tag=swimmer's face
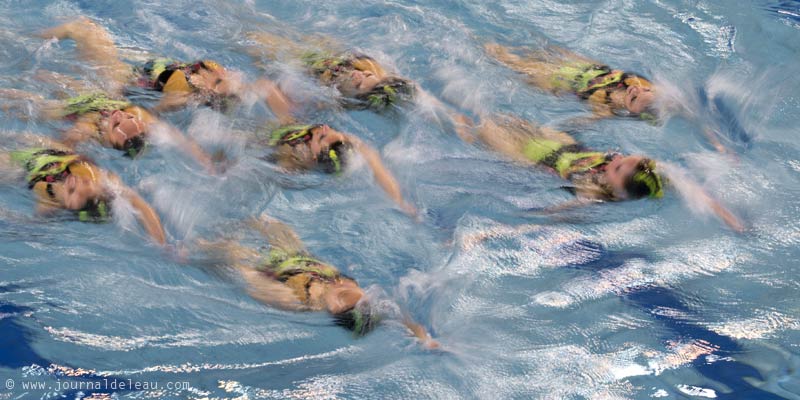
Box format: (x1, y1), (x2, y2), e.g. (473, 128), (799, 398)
(104, 110), (146, 149)
(323, 280), (364, 315)
(338, 70), (382, 96)
(625, 85), (655, 114)
(54, 173), (103, 210)
(604, 154), (645, 199)
(191, 65), (231, 94)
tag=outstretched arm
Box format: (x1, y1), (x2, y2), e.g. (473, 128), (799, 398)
(669, 167), (745, 232)
(415, 88), (474, 142)
(703, 192), (744, 232)
(347, 135), (417, 216)
(40, 17), (130, 93)
(105, 173), (166, 245)
(146, 115), (217, 174)
(403, 317), (440, 350)
(123, 189), (167, 245)
(253, 78), (295, 124)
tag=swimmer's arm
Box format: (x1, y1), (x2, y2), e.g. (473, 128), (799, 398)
(253, 78), (296, 124)
(40, 17), (129, 89)
(150, 119), (217, 174)
(670, 172), (744, 232)
(702, 127), (730, 155)
(701, 191), (745, 233)
(349, 136), (417, 216)
(403, 317), (440, 350)
(113, 179), (166, 245)
(416, 89), (475, 142)
(460, 223), (545, 250)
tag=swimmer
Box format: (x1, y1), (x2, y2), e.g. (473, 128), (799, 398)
(195, 215), (439, 348)
(260, 122), (417, 216)
(0, 135), (167, 244)
(0, 88), (217, 172)
(484, 44), (657, 121)
(40, 17), (292, 117)
(484, 43), (733, 153)
(458, 114), (744, 232)
(245, 31), (472, 130)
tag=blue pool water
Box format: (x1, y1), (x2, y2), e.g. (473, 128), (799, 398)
(1, 0), (799, 398)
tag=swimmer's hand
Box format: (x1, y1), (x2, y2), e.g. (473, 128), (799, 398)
(401, 201), (419, 220)
(404, 319), (440, 350)
(164, 241), (190, 264)
(453, 113), (476, 143)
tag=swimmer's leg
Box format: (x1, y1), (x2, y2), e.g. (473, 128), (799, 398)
(247, 215), (306, 255)
(484, 43), (561, 91)
(544, 45), (600, 65)
(473, 116), (532, 164)
(195, 238), (262, 266)
(0, 152), (21, 184)
(33, 70), (97, 94)
(245, 31), (305, 60)
(0, 89), (65, 120)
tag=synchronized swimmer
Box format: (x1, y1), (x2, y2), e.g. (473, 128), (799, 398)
(0, 16), (750, 348)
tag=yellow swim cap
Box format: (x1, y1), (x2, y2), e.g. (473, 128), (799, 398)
(69, 161), (101, 183)
(624, 75), (653, 89)
(201, 60), (223, 72)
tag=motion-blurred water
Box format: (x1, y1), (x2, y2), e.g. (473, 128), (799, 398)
(1, 0), (799, 398)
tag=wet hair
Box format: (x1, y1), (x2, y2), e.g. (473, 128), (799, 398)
(117, 135), (147, 158)
(623, 158), (664, 199)
(333, 304), (379, 337)
(317, 141), (352, 174)
(352, 76), (415, 110)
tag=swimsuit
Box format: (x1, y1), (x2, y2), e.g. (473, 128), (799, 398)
(550, 62), (657, 121)
(133, 59), (235, 110)
(522, 138), (610, 179)
(257, 248), (343, 305)
(551, 62), (630, 98)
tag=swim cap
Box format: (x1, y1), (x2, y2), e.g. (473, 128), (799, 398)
(78, 198), (111, 222)
(626, 159), (664, 199)
(121, 135), (147, 158)
(317, 141), (352, 174)
(62, 93), (131, 117)
(68, 161), (101, 183)
(198, 60), (223, 72)
(334, 303), (379, 337)
(355, 77), (415, 110)
(623, 74), (653, 89)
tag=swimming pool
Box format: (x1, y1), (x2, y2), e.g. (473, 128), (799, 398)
(1, 0), (799, 398)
